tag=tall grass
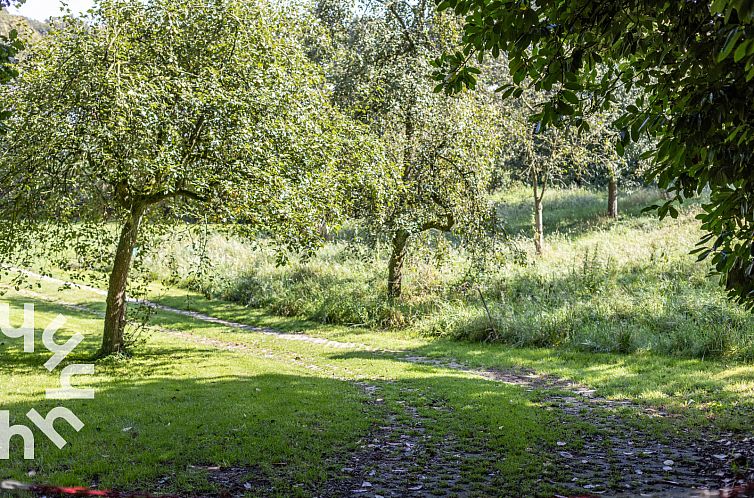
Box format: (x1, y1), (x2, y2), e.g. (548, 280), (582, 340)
(144, 186), (754, 360)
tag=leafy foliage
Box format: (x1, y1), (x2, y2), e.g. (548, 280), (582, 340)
(312, 0), (502, 296)
(0, 1), (24, 126)
(433, 0), (754, 309)
(0, 0), (373, 353)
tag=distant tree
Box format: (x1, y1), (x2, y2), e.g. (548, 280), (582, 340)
(598, 135), (650, 220)
(0, 0), (371, 355)
(498, 93), (567, 255)
(314, 0), (501, 298)
(580, 91), (650, 220)
(434, 0), (754, 309)
(494, 79), (621, 253)
(0, 1), (24, 125)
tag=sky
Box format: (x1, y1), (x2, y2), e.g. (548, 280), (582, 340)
(8, 0), (94, 21)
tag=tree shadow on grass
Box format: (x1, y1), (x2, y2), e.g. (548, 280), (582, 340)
(0, 294), (590, 496)
(0, 297), (103, 373)
(3, 293), (753, 496)
(324, 349), (754, 495)
(27, 272), (750, 419)
(0, 338), (580, 497)
(0, 367), (376, 496)
(328, 343), (754, 432)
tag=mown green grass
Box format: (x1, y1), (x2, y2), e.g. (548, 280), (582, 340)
(150, 283), (754, 432)
(0, 285), (579, 496)
(14, 274), (754, 433)
(0, 294), (373, 496)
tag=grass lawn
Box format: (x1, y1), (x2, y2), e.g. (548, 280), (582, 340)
(1, 284), (572, 497)
(0, 294), (373, 496)
(1, 272), (753, 496)
(2, 186), (754, 496)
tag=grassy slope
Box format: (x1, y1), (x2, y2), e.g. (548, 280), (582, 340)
(0, 294), (372, 496)
(136, 186), (754, 360)
(3, 186), (754, 495)
(14, 271), (754, 432)
(147, 284), (754, 432)
(1, 272), (752, 496)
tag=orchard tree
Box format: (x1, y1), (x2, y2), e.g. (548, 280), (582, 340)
(498, 93), (571, 254)
(495, 80), (621, 253)
(0, 0), (371, 355)
(601, 139), (624, 219)
(580, 90), (649, 219)
(597, 134), (649, 220)
(315, 0), (501, 298)
(434, 0), (754, 309)
(0, 0), (24, 125)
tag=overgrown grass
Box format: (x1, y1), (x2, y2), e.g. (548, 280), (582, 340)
(139, 186), (754, 360)
(4, 186), (754, 494)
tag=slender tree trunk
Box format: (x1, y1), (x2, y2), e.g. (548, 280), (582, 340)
(533, 194), (544, 255)
(318, 220), (333, 242)
(532, 173), (544, 255)
(607, 175), (618, 219)
(387, 229), (410, 299)
(100, 204), (145, 356)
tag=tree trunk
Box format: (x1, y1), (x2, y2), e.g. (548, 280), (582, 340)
(387, 229), (409, 299)
(318, 220), (333, 242)
(533, 195), (544, 255)
(100, 204), (145, 356)
(532, 177), (544, 255)
(607, 176), (618, 219)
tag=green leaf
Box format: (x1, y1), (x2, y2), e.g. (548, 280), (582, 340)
(717, 27), (742, 62)
(734, 38), (752, 62)
(562, 90), (579, 105)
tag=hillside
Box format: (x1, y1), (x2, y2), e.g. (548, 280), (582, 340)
(0, 8), (46, 40)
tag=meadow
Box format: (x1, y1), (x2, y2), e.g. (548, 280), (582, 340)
(141, 186), (754, 360)
(2, 186), (753, 497)
(3, 0), (754, 495)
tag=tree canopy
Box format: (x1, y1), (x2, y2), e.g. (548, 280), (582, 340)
(0, 1), (24, 121)
(0, 0), (373, 354)
(434, 0), (754, 309)
(313, 0), (501, 297)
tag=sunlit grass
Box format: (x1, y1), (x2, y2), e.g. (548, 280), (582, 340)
(0, 285), (575, 495)
(119, 185), (754, 360)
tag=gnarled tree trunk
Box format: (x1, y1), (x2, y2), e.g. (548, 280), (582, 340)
(100, 204), (145, 356)
(387, 229), (410, 299)
(607, 175), (618, 219)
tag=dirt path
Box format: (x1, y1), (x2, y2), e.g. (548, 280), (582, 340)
(12, 268), (371, 350)
(7, 275), (754, 497)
